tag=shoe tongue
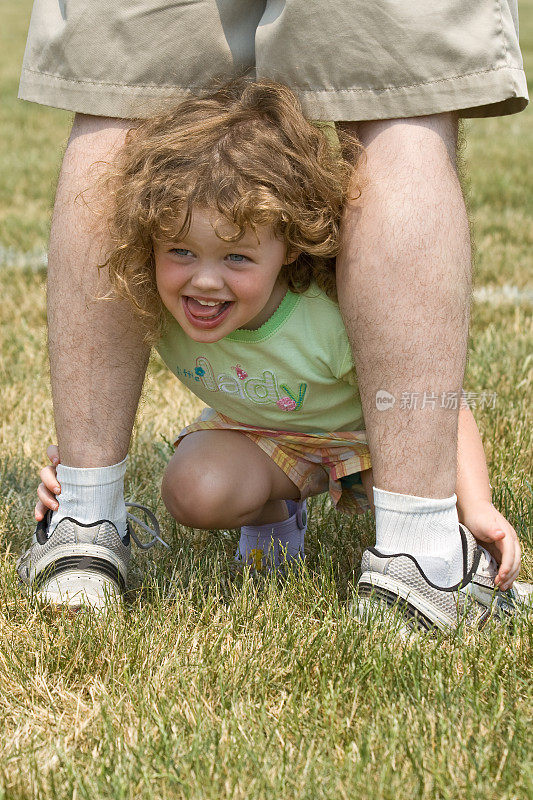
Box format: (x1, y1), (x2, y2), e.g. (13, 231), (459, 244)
(460, 523), (498, 580)
(476, 547), (499, 580)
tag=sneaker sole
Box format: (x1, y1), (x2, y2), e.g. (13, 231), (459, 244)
(36, 570), (122, 610)
(350, 596), (415, 639)
(20, 544), (126, 610)
(25, 544), (126, 584)
(358, 570), (474, 631)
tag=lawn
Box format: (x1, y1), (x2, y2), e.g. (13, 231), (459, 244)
(0, 1), (531, 798)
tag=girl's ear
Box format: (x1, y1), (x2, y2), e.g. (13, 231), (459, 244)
(284, 248), (301, 265)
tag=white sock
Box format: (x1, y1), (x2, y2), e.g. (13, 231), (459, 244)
(49, 458), (128, 539)
(373, 486), (463, 587)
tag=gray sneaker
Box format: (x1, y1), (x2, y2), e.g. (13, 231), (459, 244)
(355, 524), (528, 632)
(17, 502), (166, 610)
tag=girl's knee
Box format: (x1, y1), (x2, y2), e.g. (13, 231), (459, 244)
(161, 458), (199, 524)
(161, 458), (237, 529)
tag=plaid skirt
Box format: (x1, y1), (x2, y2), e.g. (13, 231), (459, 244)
(174, 408), (372, 515)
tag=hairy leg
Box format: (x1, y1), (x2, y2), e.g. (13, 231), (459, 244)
(161, 431), (300, 530)
(359, 468), (375, 515)
(48, 114), (150, 467)
(336, 114), (471, 498)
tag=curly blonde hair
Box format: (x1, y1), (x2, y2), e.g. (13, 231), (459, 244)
(101, 79), (362, 342)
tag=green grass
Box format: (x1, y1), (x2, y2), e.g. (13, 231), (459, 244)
(0, 1), (532, 798)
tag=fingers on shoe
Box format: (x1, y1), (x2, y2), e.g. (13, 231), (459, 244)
(37, 482), (59, 511)
(35, 500), (48, 521)
(508, 540), (521, 588)
(40, 465), (60, 493)
(503, 532), (521, 590)
(498, 539), (521, 590)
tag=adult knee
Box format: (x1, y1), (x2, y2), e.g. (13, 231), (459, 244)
(68, 113), (133, 152)
(347, 113), (459, 168)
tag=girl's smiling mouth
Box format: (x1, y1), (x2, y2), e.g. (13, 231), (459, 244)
(182, 296), (234, 329)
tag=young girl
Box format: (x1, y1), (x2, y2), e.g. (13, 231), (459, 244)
(34, 80), (523, 626)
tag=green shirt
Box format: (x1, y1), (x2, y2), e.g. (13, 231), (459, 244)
(156, 284), (364, 433)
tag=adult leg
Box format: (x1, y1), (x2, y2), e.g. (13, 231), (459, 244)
(337, 114), (469, 497)
(359, 468), (375, 516)
(337, 114), (471, 584)
(161, 431), (300, 530)
(17, 114), (153, 607)
(46, 114), (151, 541)
(48, 114), (150, 468)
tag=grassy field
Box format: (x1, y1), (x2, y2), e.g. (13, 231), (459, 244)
(0, 1), (532, 798)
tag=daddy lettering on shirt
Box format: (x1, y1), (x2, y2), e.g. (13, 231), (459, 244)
(174, 356), (307, 411)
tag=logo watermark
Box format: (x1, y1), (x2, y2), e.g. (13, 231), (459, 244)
(375, 390), (497, 411)
(375, 389), (396, 411)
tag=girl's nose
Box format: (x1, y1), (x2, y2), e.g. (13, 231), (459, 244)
(190, 264), (225, 291)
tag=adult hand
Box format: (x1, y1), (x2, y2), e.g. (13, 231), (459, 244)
(35, 444), (61, 521)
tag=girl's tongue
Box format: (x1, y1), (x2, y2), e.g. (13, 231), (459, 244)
(183, 296), (235, 330)
(186, 297), (229, 319)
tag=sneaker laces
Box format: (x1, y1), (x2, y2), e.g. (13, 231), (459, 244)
(125, 502), (169, 550)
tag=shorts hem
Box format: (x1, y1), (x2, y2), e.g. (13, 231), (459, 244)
(18, 70), (195, 119)
(18, 65), (528, 120)
(295, 66), (528, 120)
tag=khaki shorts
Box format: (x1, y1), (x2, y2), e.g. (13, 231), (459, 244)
(19, 0), (528, 120)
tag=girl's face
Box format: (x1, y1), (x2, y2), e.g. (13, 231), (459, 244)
(154, 208), (292, 343)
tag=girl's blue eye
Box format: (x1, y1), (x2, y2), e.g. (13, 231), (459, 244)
(170, 248), (193, 257)
(228, 254), (246, 262)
